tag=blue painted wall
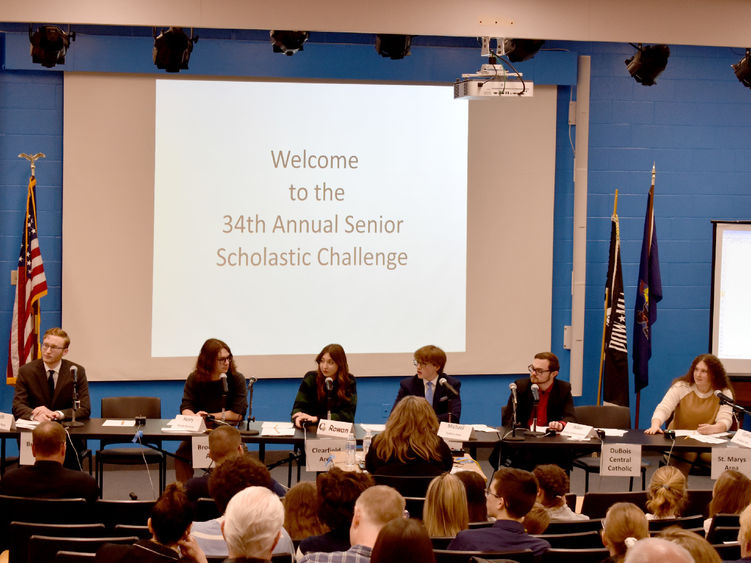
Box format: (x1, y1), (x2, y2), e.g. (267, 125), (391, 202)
(1, 30), (751, 447)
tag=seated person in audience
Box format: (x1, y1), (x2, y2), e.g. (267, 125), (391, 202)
(657, 527), (721, 563)
(422, 473), (469, 537)
(96, 483), (208, 563)
(185, 426), (284, 503)
(370, 518), (436, 563)
(600, 502), (649, 563)
(299, 485), (405, 563)
(645, 466), (687, 520)
(222, 486), (285, 563)
(299, 468), (375, 555)
(190, 454), (294, 557)
(365, 396), (453, 476)
(704, 469), (751, 534)
(533, 464), (588, 521)
(455, 471), (488, 523)
(730, 503), (751, 563)
(623, 537), (693, 563)
(393, 345), (461, 422)
(283, 482), (328, 543)
(0, 420), (97, 502)
(447, 467), (550, 557)
(523, 503), (550, 535)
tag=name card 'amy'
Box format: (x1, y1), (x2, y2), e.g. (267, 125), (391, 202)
(438, 422), (474, 442)
(600, 443), (641, 477)
(317, 419), (354, 439)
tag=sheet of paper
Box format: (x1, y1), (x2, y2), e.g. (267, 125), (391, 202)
(471, 424), (500, 433)
(15, 419), (38, 430)
(102, 419), (136, 427)
(261, 421), (296, 436)
(359, 423), (386, 433)
(601, 428), (627, 437)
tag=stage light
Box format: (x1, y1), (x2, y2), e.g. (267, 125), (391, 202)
(153, 27), (198, 73)
(375, 34), (413, 60)
(732, 49), (751, 89)
(502, 39), (544, 62)
(270, 31), (309, 56)
(29, 25), (75, 68)
(625, 43), (670, 86)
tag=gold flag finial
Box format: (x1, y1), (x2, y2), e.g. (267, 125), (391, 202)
(18, 153), (46, 177)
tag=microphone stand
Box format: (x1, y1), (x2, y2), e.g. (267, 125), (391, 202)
(326, 388), (332, 421)
(66, 377), (84, 428)
(506, 389), (524, 441)
(242, 378), (259, 436)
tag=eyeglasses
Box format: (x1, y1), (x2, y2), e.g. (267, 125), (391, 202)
(42, 343), (66, 351)
(528, 364), (551, 376)
(217, 355), (232, 363)
(485, 488), (500, 498)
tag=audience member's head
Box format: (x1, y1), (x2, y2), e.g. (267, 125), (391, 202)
(623, 537), (693, 563)
(208, 453), (272, 514)
(486, 467), (538, 521)
(454, 471), (488, 522)
(658, 527), (721, 563)
(222, 486), (284, 559)
(370, 518), (436, 563)
(646, 466), (688, 519)
(524, 503), (551, 534)
(601, 502), (649, 563)
(375, 396), (443, 464)
(422, 472), (468, 537)
(532, 464), (570, 509)
(208, 425), (245, 466)
(31, 421), (66, 462)
(283, 481), (328, 541)
(709, 469), (751, 518)
(738, 503), (751, 559)
(149, 483), (193, 546)
(316, 467), (375, 532)
(350, 485), (405, 547)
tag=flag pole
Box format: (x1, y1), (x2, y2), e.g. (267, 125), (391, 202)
(597, 189), (619, 405)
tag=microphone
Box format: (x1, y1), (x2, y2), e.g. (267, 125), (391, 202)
(509, 382), (518, 405)
(220, 373), (229, 394)
(70, 365), (78, 383)
(247, 377), (257, 386)
(325, 377), (334, 392)
(531, 383), (540, 402)
(714, 389), (735, 406)
(66, 365), (84, 428)
(438, 377), (459, 397)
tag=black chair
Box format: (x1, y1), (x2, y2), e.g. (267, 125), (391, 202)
(532, 530), (602, 548)
(707, 526), (740, 544)
(271, 554), (294, 563)
(55, 552), (96, 563)
(706, 513), (741, 543)
(542, 519), (603, 534)
(580, 490), (647, 519)
(0, 496), (90, 551)
(572, 405), (648, 492)
(468, 521), (495, 529)
(113, 524), (151, 539)
(433, 549), (534, 563)
(647, 514), (704, 532)
(712, 542), (741, 561)
(95, 397), (165, 496)
(471, 558), (527, 563)
(541, 547), (611, 563)
(28, 535), (138, 562)
(8, 522), (105, 563)
(405, 496), (426, 520)
(564, 492), (577, 511)
(685, 489), (713, 518)
(95, 499), (156, 530)
(195, 497), (222, 522)
(372, 474), (436, 497)
(431, 536), (456, 549)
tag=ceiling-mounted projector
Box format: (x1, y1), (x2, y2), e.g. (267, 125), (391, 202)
(454, 64), (533, 99)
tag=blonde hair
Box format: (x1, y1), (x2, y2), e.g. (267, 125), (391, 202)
(603, 502), (649, 562)
(356, 486), (405, 527)
(374, 396), (444, 463)
(423, 473), (468, 537)
(524, 503), (551, 534)
(646, 466), (687, 518)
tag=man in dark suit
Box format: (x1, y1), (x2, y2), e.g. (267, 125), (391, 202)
(0, 421), (98, 502)
(393, 345), (461, 422)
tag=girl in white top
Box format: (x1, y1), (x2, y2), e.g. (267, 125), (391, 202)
(644, 354), (734, 435)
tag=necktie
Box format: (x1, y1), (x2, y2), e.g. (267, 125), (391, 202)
(425, 381), (434, 405)
(48, 370), (55, 397)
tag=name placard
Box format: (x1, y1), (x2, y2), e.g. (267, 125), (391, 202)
(306, 438), (347, 471)
(561, 422), (596, 441)
(731, 429), (751, 449)
(166, 415), (206, 433)
(19, 431), (34, 465)
(192, 435), (212, 469)
(0, 412), (15, 431)
(712, 447), (751, 479)
(438, 422), (474, 442)
(316, 419), (353, 439)
(599, 443), (641, 477)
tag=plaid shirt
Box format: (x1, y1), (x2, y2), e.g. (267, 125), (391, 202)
(300, 544), (372, 563)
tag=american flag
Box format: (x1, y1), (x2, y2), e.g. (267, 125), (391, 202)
(6, 175), (48, 383)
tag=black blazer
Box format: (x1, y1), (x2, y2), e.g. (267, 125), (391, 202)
(0, 459), (98, 502)
(393, 373), (461, 422)
(12, 358), (91, 421)
(501, 377), (576, 428)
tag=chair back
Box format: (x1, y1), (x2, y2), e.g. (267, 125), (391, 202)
(712, 542), (741, 560)
(433, 548), (534, 563)
(55, 552), (97, 563)
(685, 489), (713, 518)
(271, 554), (294, 563)
(708, 526), (741, 544)
(95, 499), (156, 529)
(430, 536), (455, 549)
(405, 496), (426, 520)
(574, 405), (630, 429)
(0, 495), (89, 551)
(580, 490), (647, 519)
(195, 497), (222, 522)
(532, 530), (601, 549)
(100, 397), (161, 419)
(113, 524), (151, 539)
(542, 519), (603, 535)
(372, 474), (435, 497)
(8, 522), (105, 563)
(706, 513), (741, 543)
(541, 547), (610, 563)
(647, 513), (704, 532)
(29, 535), (138, 562)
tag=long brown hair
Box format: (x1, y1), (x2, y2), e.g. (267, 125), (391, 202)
(674, 353), (733, 393)
(370, 518), (436, 563)
(709, 469), (751, 517)
(195, 338), (237, 380)
(283, 482), (328, 540)
(315, 344), (353, 402)
(374, 396), (444, 463)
